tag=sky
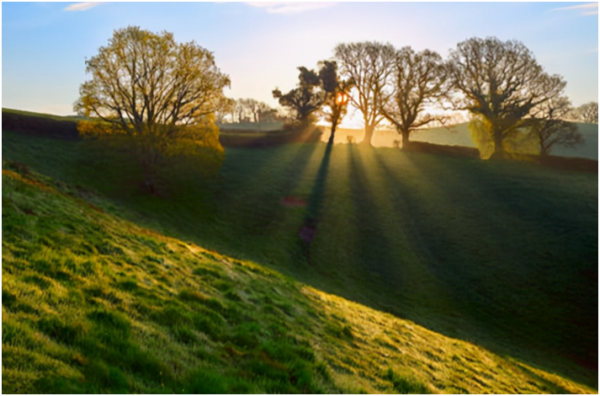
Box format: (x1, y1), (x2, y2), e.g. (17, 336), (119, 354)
(2, 1), (598, 121)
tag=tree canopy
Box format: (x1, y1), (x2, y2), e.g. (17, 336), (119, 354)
(381, 47), (447, 149)
(273, 67), (324, 123)
(529, 96), (582, 156)
(318, 60), (354, 144)
(334, 42), (397, 146)
(573, 102), (598, 124)
(447, 37), (566, 158)
(75, 26), (230, 188)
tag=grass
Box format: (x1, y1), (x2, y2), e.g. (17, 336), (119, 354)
(2, 117), (598, 392)
(2, 162), (595, 393)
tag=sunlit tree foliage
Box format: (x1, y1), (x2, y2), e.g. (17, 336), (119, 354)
(448, 37), (566, 159)
(75, 26), (230, 189)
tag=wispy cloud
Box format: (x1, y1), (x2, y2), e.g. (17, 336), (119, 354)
(64, 2), (102, 12)
(246, 2), (335, 14)
(551, 2), (598, 15)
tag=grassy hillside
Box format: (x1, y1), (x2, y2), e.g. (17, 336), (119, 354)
(2, 161), (595, 394)
(2, 123), (597, 391)
(2, 107), (84, 122)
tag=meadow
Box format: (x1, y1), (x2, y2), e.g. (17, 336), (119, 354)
(3, 114), (598, 393)
(3, 118), (598, 388)
(3, 159), (595, 394)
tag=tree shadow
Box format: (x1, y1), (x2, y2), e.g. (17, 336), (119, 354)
(369, 148), (597, 389)
(298, 140), (335, 264)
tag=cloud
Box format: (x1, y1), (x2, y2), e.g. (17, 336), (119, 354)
(551, 2), (598, 15)
(64, 2), (101, 11)
(246, 2), (335, 14)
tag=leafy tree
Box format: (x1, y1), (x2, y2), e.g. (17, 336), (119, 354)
(573, 102), (598, 124)
(334, 42), (396, 146)
(447, 37), (565, 159)
(273, 67), (324, 123)
(381, 47), (447, 149)
(76, 26), (230, 189)
(529, 96), (583, 156)
(318, 60), (354, 144)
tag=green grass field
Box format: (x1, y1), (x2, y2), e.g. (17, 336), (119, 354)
(2, 122), (598, 393)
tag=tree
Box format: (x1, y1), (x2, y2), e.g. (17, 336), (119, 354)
(273, 67), (324, 122)
(334, 42), (396, 145)
(76, 26), (230, 188)
(215, 97), (235, 124)
(529, 96), (583, 157)
(381, 47), (447, 149)
(447, 37), (565, 159)
(256, 101), (276, 122)
(235, 99), (249, 122)
(574, 102), (598, 124)
(318, 60), (353, 144)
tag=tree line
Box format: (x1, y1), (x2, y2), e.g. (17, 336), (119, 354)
(75, 27), (597, 191)
(274, 38), (597, 158)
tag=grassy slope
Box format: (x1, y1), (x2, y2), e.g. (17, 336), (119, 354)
(2, 107), (84, 123)
(2, 162), (595, 394)
(2, 126), (597, 390)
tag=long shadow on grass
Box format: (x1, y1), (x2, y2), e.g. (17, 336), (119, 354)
(345, 145), (406, 291)
(201, 143), (321, 262)
(399, 152), (598, 371)
(298, 141), (334, 263)
(371, 148), (597, 388)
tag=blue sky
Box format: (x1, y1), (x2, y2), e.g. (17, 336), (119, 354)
(2, 2), (598, 117)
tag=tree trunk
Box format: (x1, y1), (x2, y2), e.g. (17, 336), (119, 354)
(328, 124), (337, 145)
(401, 129), (410, 150)
(360, 125), (375, 146)
(491, 129), (506, 160)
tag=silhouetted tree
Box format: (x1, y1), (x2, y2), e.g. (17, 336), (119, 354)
(381, 47), (447, 149)
(273, 67), (324, 122)
(256, 101), (275, 122)
(334, 42), (396, 146)
(447, 37), (565, 159)
(530, 96), (583, 157)
(573, 102), (598, 124)
(243, 98), (260, 122)
(76, 26), (230, 189)
(318, 60), (354, 144)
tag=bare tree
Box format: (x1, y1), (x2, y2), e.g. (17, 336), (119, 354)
(76, 26), (230, 187)
(334, 42), (396, 146)
(529, 96), (583, 156)
(447, 37), (565, 159)
(381, 47), (447, 149)
(574, 102), (598, 124)
(243, 98), (260, 122)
